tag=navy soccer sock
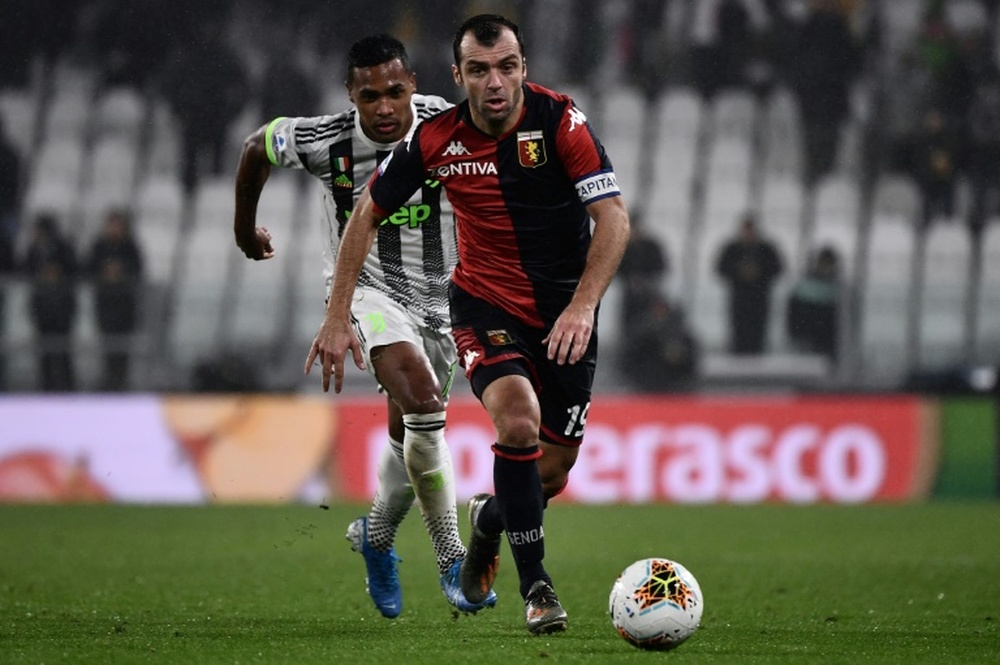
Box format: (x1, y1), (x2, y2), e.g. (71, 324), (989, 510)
(492, 443), (550, 599)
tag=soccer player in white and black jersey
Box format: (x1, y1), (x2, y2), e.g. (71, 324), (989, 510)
(234, 34), (495, 618)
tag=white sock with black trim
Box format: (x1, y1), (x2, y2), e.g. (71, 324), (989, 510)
(366, 436), (413, 552)
(403, 411), (466, 574)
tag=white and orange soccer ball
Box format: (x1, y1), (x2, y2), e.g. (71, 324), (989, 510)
(608, 557), (703, 651)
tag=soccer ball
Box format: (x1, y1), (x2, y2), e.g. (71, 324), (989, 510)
(608, 557), (703, 651)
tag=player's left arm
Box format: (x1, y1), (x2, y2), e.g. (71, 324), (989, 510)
(544, 194), (630, 365)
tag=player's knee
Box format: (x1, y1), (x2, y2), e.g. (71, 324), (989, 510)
(494, 410), (540, 447)
(400, 393), (446, 415)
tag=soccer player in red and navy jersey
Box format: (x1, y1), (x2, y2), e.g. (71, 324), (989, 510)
(307, 15), (631, 635)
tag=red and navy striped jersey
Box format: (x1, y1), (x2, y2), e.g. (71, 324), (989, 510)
(369, 82), (621, 329)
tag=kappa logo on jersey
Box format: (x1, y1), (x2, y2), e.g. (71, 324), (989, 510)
(517, 131), (547, 168)
(463, 349), (480, 367)
(441, 140), (471, 156)
(377, 151), (394, 175)
(486, 329), (513, 346)
(568, 106), (587, 132)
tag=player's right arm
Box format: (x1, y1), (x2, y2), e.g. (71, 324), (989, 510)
(304, 186), (383, 393)
(305, 124), (431, 391)
(233, 123), (275, 260)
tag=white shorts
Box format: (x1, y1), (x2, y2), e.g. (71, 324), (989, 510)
(350, 286), (458, 399)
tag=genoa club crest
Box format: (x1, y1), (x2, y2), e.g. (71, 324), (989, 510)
(517, 131), (547, 168)
(486, 329), (513, 346)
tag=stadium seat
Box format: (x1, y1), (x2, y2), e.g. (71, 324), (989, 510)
(706, 135), (752, 185)
(22, 135), (86, 232)
(761, 85), (803, 178)
(658, 87), (704, 142)
(145, 100), (182, 177)
(759, 175), (805, 271)
(134, 174), (186, 284)
(709, 89), (757, 142)
(872, 173), (921, 226)
(93, 86), (146, 142)
(43, 61), (95, 140)
(917, 224), (973, 369)
(0, 87), (39, 161)
(973, 222), (1000, 362)
(1, 278), (37, 390)
(857, 216), (918, 385)
(814, 173), (861, 223)
(167, 176), (237, 367)
(599, 84), (645, 143)
(80, 136), (141, 236)
(226, 172), (301, 350)
(686, 224), (734, 351)
(703, 177), (751, 231)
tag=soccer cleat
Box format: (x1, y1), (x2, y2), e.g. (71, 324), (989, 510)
(345, 516), (402, 618)
(459, 493), (501, 604)
(440, 558), (498, 614)
(524, 580), (568, 635)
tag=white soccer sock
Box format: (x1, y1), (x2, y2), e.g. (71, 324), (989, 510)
(366, 436), (414, 552)
(403, 411), (466, 574)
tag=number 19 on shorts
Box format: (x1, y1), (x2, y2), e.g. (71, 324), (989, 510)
(564, 402), (591, 438)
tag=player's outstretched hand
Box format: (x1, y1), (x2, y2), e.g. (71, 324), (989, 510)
(236, 226), (275, 260)
(304, 318), (366, 393)
(543, 302), (594, 366)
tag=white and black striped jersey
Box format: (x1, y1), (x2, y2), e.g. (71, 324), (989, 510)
(264, 94), (455, 329)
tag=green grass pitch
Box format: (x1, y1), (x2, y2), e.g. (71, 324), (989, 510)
(2, 502), (997, 664)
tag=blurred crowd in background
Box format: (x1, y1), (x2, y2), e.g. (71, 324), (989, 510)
(0, 0), (998, 396)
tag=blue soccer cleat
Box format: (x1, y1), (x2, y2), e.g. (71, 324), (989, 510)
(346, 516), (402, 618)
(440, 557), (498, 614)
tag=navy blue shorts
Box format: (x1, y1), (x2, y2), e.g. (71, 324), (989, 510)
(450, 284), (597, 447)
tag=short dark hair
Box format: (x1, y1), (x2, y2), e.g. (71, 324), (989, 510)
(452, 14), (524, 66)
(345, 34), (410, 84)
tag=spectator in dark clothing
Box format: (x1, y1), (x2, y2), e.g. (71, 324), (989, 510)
(906, 107), (963, 226)
(620, 296), (700, 392)
(716, 213), (784, 354)
(86, 209), (144, 391)
(786, 245), (841, 360)
(966, 68), (1000, 230)
(786, 0), (862, 185)
(0, 117), (22, 243)
(23, 214), (76, 278)
(691, 0), (754, 98)
(617, 223), (669, 332)
(23, 215), (78, 392)
(158, 13), (250, 192)
(0, 229), (15, 389)
(91, 0), (190, 90)
(615, 224), (698, 391)
(715, 0), (753, 90)
(914, 0), (977, 122)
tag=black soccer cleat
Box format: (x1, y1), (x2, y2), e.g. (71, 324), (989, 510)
(524, 580), (568, 635)
(459, 493), (501, 605)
